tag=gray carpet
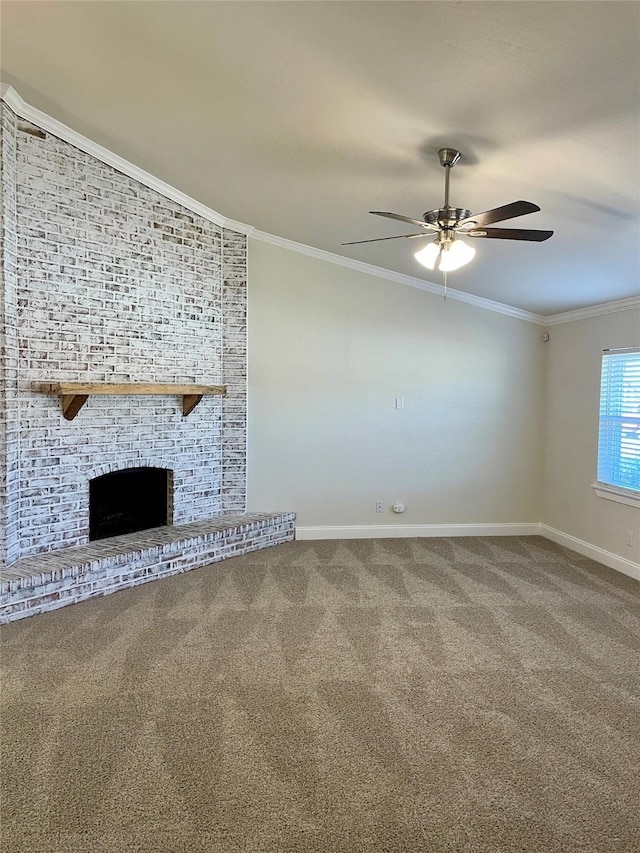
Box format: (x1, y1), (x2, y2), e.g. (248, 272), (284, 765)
(1, 536), (639, 852)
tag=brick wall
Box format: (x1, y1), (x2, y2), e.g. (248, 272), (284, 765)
(0, 104), (247, 565)
(0, 104), (20, 565)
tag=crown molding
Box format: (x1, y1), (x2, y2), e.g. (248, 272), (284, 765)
(251, 230), (546, 324)
(0, 86), (548, 325)
(0, 85), (254, 237)
(2, 85), (636, 328)
(544, 295), (640, 326)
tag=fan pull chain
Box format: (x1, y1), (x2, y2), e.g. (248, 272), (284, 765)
(443, 270), (448, 301)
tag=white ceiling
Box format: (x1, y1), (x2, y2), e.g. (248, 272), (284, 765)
(1, 1), (639, 315)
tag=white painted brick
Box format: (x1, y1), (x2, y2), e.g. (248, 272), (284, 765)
(1, 106), (248, 563)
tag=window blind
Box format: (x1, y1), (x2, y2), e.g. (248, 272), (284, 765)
(597, 348), (640, 493)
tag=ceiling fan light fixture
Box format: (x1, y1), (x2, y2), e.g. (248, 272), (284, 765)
(414, 241), (440, 270)
(415, 237), (475, 272)
(438, 238), (476, 272)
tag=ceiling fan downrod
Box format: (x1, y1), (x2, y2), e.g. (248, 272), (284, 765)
(438, 147), (461, 209)
(424, 148), (472, 230)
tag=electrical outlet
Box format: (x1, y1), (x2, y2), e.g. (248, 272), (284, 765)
(627, 530), (635, 547)
(375, 501), (384, 513)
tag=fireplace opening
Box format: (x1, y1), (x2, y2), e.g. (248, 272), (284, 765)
(89, 467), (171, 541)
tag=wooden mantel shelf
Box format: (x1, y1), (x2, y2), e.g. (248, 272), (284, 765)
(35, 382), (227, 420)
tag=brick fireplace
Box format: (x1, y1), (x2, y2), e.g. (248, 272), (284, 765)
(0, 98), (294, 620)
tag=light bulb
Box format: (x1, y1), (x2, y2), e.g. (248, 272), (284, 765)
(438, 239), (476, 272)
(414, 241), (440, 270)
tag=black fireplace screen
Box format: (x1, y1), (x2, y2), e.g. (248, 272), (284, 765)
(89, 467), (170, 541)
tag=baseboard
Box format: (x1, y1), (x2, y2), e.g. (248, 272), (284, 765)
(295, 523), (542, 540)
(294, 522), (640, 582)
(540, 524), (640, 581)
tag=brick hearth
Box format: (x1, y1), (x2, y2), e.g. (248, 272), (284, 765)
(0, 512), (296, 623)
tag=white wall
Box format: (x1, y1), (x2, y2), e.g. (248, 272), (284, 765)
(543, 308), (640, 566)
(247, 239), (545, 530)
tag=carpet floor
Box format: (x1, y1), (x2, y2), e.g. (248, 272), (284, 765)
(1, 536), (639, 852)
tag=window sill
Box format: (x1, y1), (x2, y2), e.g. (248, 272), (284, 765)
(592, 483), (640, 508)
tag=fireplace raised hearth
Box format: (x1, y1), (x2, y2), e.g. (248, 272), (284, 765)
(90, 467), (171, 541)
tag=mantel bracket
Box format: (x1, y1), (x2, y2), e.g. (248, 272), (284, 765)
(61, 394), (89, 421)
(182, 394), (203, 417)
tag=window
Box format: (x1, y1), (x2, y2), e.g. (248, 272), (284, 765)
(596, 348), (640, 499)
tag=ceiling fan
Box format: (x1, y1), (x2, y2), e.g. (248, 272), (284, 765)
(343, 147), (553, 272)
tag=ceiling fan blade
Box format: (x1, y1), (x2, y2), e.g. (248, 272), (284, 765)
(465, 227), (553, 242)
(370, 211), (439, 231)
(342, 233), (429, 245)
(458, 201), (541, 228)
